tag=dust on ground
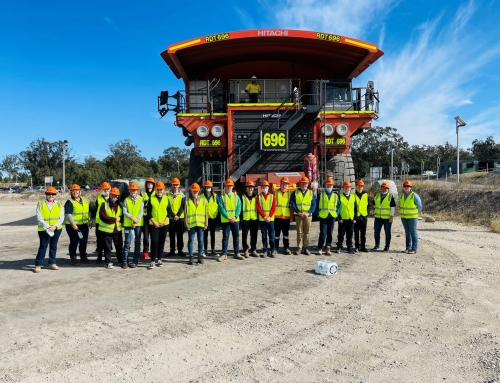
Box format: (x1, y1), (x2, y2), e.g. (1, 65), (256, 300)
(0, 197), (499, 383)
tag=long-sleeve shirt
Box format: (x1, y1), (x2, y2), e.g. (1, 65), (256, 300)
(217, 192), (241, 220)
(290, 189), (317, 216)
(169, 192), (185, 218)
(338, 192), (358, 221)
(184, 196), (209, 230)
(147, 194), (173, 221)
(372, 192), (397, 217)
(402, 192), (423, 213)
(315, 191), (341, 217)
(64, 197), (90, 225)
(256, 192), (276, 219)
(122, 197), (144, 222)
(36, 200), (65, 230)
(99, 201), (122, 234)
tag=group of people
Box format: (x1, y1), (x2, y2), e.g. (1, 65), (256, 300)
(34, 176), (422, 272)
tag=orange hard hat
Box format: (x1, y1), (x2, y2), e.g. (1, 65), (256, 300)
(171, 177), (180, 185)
(101, 182), (111, 190)
(204, 180), (213, 187)
(343, 181), (352, 188)
(298, 176), (309, 183)
(246, 180), (255, 187)
(128, 182), (139, 190)
(190, 183), (201, 191)
(155, 181), (165, 190)
(260, 180), (270, 187)
(45, 186), (57, 194)
(146, 177), (155, 184)
(325, 178), (334, 186)
(224, 178), (234, 186)
(355, 179), (365, 186)
(70, 184), (81, 191)
(403, 180), (413, 187)
(381, 181), (390, 189)
(110, 187), (120, 196)
(280, 176), (290, 183)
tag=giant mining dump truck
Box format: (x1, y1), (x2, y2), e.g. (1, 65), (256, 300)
(158, 29), (383, 190)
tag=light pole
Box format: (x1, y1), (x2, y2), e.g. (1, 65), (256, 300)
(58, 140), (68, 192)
(390, 148), (394, 181)
(454, 116), (466, 184)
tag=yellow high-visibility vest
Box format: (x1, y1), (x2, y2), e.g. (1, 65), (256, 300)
(221, 193), (240, 223)
(242, 195), (257, 221)
(37, 201), (63, 231)
(206, 193), (219, 219)
(275, 190), (290, 218)
(374, 193), (392, 219)
(295, 190), (313, 213)
(123, 196), (144, 227)
(186, 197), (207, 228)
(95, 194), (107, 225)
(149, 193), (170, 226)
(168, 193), (185, 219)
(355, 193), (368, 217)
(399, 192), (419, 219)
(64, 197), (90, 225)
(98, 204), (123, 233)
(141, 191), (150, 217)
(258, 194), (274, 222)
(318, 191), (338, 219)
(339, 193), (356, 220)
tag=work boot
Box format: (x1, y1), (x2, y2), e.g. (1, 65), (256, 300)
(316, 248), (323, 255)
(178, 251), (187, 257)
(348, 247), (356, 255)
(267, 251), (274, 258)
(275, 239), (280, 253)
(260, 252), (266, 258)
(383, 246), (389, 252)
(325, 246), (332, 256)
(197, 256), (204, 264)
(80, 253), (92, 264)
(284, 248), (292, 255)
(271, 250), (277, 257)
(303, 248), (310, 256)
(70, 255), (80, 266)
(96, 254), (103, 264)
(218, 254), (227, 262)
(360, 248), (369, 252)
(188, 257), (194, 265)
(283, 238), (290, 253)
(166, 251), (175, 257)
(371, 246), (380, 251)
(122, 263), (128, 269)
(48, 264), (59, 270)
(250, 250), (259, 257)
(234, 254), (244, 260)
(295, 248), (302, 255)
(34, 266), (41, 273)
(243, 250), (249, 258)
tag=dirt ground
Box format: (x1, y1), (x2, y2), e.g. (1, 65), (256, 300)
(0, 196), (499, 383)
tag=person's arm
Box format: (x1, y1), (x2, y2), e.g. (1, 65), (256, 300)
(136, 201), (144, 220)
(235, 195), (242, 217)
(353, 197), (358, 221)
(336, 194), (342, 217)
(269, 194), (276, 217)
(290, 192), (299, 214)
(100, 203), (117, 223)
(54, 202), (65, 228)
(308, 192), (316, 217)
(64, 200), (76, 225)
(184, 202), (189, 230)
(179, 196), (186, 218)
(122, 201), (132, 219)
(36, 202), (50, 230)
(256, 195), (266, 218)
(389, 194), (396, 218)
(414, 193), (422, 214)
(218, 195), (229, 219)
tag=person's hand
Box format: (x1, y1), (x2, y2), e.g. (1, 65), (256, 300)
(49, 225), (57, 232)
(132, 223), (136, 229)
(132, 217), (139, 224)
(265, 217), (270, 223)
(339, 220), (343, 224)
(116, 217), (121, 222)
(153, 221), (159, 228)
(174, 215), (179, 221)
(204, 226), (208, 230)
(72, 223), (78, 231)
(353, 220), (356, 224)
(389, 217), (393, 223)
(88, 222), (93, 229)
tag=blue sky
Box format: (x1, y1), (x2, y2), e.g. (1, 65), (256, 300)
(1, 0), (499, 169)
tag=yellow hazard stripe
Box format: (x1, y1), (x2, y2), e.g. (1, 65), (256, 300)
(177, 113), (227, 117)
(227, 103), (296, 107)
(168, 39), (202, 52)
(344, 38), (377, 50)
(319, 110), (375, 115)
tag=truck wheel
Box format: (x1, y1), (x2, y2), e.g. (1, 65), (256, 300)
(188, 149), (203, 186)
(329, 154), (355, 186)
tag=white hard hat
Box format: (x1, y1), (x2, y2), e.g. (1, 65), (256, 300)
(251, 75), (257, 79)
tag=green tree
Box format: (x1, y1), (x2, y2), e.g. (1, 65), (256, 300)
(157, 147), (190, 180)
(104, 139), (152, 179)
(469, 136), (500, 160)
(0, 154), (20, 179)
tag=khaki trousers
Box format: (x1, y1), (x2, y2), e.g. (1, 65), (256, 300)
(295, 215), (312, 250)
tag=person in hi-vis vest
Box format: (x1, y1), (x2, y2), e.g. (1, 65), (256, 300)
(202, 180), (219, 256)
(316, 178), (340, 255)
(399, 180), (422, 254)
(241, 180), (259, 258)
(64, 184), (92, 266)
(274, 176), (292, 255)
(34, 187), (65, 273)
(372, 181), (396, 252)
(122, 182), (144, 268)
(184, 183), (208, 265)
(147, 181), (171, 269)
(336, 181), (358, 254)
(140, 177), (156, 260)
(354, 179), (369, 252)
(98, 187), (123, 269)
(167, 177), (186, 257)
(95, 181), (111, 263)
(217, 178), (241, 261)
(290, 176), (316, 255)
(256, 180), (276, 257)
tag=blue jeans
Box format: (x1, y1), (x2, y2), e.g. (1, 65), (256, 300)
(188, 226), (204, 257)
(401, 218), (418, 252)
(373, 218), (392, 248)
(318, 217), (335, 248)
(123, 226), (142, 264)
(260, 221), (275, 252)
(221, 221), (240, 255)
(36, 229), (62, 266)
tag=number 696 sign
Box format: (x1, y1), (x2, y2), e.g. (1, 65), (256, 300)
(260, 130), (288, 151)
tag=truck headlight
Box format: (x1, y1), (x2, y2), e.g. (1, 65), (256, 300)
(322, 124), (334, 136)
(196, 125), (209, 138)
(336, 123), (349, 136)
(211, 125), (224, 138)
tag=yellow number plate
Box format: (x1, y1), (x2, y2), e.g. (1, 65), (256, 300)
(325, 137), (347, 145)
(261, 131), (288, 151)
(199, 139), (222, 147)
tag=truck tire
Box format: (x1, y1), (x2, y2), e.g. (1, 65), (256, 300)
(188, 149), (203, 186)
(329, 154), (355, 187)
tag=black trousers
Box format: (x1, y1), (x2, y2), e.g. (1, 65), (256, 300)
(241, 219), (259, 252)
(65, 224), (89, 257)
(274, 218), (290, 251)
(103, 231), (123, 264)
(150, 225), (169, 262)
(95, 224), (105, 255)
(142, 221), (151, 253)
(337, 220), (354, 249)
(169, 219), (185, 253)
(354, 215), (368, 249)
(203, 217), (217, 252)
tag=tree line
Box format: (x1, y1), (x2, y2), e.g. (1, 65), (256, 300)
(351, 127), (500, 178)
(0, 139), (190, 186)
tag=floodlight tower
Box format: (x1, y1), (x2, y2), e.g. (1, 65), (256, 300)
(454, 116), (466, 184)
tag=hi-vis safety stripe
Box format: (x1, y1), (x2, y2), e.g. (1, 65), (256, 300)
(344, 38), (377, 50)
(168, 39), (202, 52)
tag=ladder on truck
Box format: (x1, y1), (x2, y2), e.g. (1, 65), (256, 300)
(202, 161), (226, 193)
